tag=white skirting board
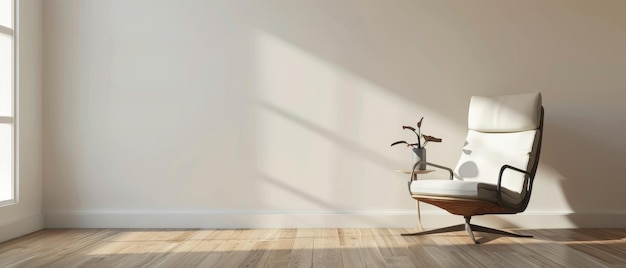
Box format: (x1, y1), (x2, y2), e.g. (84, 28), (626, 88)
(0, 214), (45, 243)
(43, 211), (626, 229)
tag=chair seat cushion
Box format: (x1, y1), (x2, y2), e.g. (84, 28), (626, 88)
(410, 179), (523, 205)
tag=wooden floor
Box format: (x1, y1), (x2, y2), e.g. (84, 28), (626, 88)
(0, 228), (625, 267)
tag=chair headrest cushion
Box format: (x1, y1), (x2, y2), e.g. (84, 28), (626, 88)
(468, 92), (542, 132)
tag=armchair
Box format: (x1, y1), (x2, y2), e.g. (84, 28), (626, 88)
(404, 92), (543, 244)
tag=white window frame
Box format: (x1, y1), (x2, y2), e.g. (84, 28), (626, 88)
(0, 0), (16, 206)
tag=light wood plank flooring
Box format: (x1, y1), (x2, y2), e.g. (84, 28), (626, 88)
(0, 228), (624, 267)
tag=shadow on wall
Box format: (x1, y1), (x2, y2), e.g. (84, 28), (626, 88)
(226, 0), (478, 122)
(540, 104), (626, 227)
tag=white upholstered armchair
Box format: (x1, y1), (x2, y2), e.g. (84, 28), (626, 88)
(405, 92), (544, 244)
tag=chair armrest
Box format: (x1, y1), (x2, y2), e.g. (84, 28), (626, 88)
(496, 165), (531, 206)
(426, 162), (454, 180)
(407, 160), (454, 194)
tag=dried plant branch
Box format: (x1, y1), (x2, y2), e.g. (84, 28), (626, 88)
(423, 135), (442, 143)
(416, 117), (424, 148)
(392, 117), (441, 149)
(391, 140), (409, 147)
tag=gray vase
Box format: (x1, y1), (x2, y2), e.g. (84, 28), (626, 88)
(412, 147), (427, 170)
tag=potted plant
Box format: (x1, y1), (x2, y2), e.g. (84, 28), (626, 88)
(391, 117), (442, 170)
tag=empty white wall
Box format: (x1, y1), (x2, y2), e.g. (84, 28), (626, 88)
(43, 0), (626, 228)
(0, 0), (43, 242)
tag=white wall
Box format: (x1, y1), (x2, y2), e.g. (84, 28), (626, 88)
(43, 0), (626, 228)
(0, 0), (43, 242)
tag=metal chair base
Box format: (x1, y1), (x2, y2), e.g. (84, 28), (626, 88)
(401, 216), (532, 244)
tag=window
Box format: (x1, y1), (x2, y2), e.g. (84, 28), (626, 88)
(0, 0), (15, 205)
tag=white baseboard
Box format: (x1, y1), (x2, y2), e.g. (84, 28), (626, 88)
(44, 211), (626, 229)
(0, 213), (44, 243)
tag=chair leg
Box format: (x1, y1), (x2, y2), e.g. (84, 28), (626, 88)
(401, 224), (465, 236)
(401, 216), (533, 244)
(464, 216), (477, 243)
(468, 223), (533, 238)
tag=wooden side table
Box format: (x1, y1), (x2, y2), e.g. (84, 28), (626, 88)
(395, 169), (435, 178)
